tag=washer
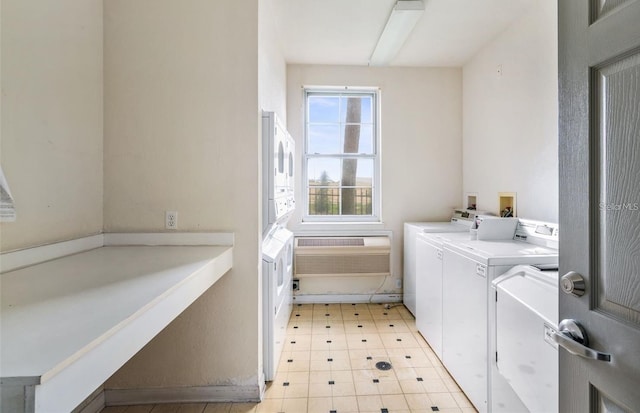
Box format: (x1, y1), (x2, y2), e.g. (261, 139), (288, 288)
(492, 265), (559, 413)
(415, 231), (476, 360)
(403, 209), (479, 315)
(441, 219), (559, 413)
(262, 226), (294, 381)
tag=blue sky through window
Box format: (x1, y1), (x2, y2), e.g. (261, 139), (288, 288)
(307, 93), (375, 182)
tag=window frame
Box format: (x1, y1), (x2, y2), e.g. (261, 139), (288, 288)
(302, 87), (382, 223)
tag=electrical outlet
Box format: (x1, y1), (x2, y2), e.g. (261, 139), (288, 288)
(165, 211), (178, 229)
(395, 279), (402, 289)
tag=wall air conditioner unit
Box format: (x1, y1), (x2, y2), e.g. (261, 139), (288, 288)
(294, 237), (391, 278)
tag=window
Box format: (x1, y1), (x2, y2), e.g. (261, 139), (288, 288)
(303, 88), (380, 222)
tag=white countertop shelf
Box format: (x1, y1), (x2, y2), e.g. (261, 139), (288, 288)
(1, 237), (233, 413)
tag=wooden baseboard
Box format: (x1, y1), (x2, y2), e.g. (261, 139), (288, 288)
(104, 384), (261, 406)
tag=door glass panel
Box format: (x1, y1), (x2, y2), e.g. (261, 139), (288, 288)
(594, 52), (640, 325)
(278, 142), (285, 173)
(288, 152), (294, 177)
(277, 259), (284, 288)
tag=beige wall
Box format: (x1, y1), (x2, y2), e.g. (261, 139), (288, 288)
(259, 0), (287, 124)
(287, 65), (463, 295)
(462, 0), (558, 222)
(0, 0), (104, 251)
(103, 0), (263, 390)
(258, 0), (288, 375)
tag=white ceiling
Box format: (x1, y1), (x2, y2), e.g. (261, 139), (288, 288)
(270, 0), (536, 67)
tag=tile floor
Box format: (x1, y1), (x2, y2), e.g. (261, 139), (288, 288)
(102, 303), (476, 413)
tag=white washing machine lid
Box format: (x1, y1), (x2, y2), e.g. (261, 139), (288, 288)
(492, 265), (559, 325)
(444, 239), (558, 266)
(418, 231), (474, 248)
(405, 220), (473, 232)
(271, 226), (293, 245)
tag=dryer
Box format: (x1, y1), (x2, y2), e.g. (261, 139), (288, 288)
(262, 226), (294, 381)
(262, 111), (295, 233)
(492, 265), (559, 413)
(403, 208), (479, 315)
(441, 219), (559, 413)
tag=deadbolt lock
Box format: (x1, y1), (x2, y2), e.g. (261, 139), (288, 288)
(561, 271), (586, 297)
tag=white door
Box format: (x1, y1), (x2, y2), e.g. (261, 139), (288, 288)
(558, 1), (640, 411)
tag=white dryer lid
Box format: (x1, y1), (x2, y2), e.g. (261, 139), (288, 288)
(492, 265), (559, 325)
(262, 234), (285, 263)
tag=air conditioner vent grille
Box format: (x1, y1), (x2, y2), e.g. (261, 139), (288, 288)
(294, 236), (391, 278)
(296, 254), (390, 275)
(297, 238), (365, 247)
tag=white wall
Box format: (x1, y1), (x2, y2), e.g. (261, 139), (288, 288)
(0, 0), (103, 251)
(103, 0), (263, 392)
(258, 0), (288, 383)
(287, 65), (462, 295)
(259, 1), (287, 124)
(462, 0), (558, 222)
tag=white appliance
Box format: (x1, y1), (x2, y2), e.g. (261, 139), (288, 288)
(492, 265), (559, 413)
(262, 111), (295, 233)
(262, 226), (294, 381)
(441, 219), (559, 413)
(261, 111), (296, 381)
(403, 209), (479, 315)
(415, 231), (476, 360)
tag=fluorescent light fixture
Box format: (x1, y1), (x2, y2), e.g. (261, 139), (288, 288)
(369, 0), (424, 66)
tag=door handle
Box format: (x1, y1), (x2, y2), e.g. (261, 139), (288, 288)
(552, 319), (611, 362)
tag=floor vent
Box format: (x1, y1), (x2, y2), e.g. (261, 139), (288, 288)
(294, 236), (391, 278)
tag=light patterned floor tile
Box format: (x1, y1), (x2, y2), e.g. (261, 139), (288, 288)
(380, 394), (410, 410)
(356, 394), (383, 411)
(428, 392), (460, 409)
(452, 392), (474, 409)
(332, 396), (359, 412)
(201, 404), (230, 413)
(378, 380), (403, 395)
(404, 392), (433, 410)
(307, 397), (332, 413)
(228, 403), (257, 413)
(355, 380), (380, 396)
(421, 378), (449, 393)
(109, 304), (478, 413)
(400, 379), (426, 394)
